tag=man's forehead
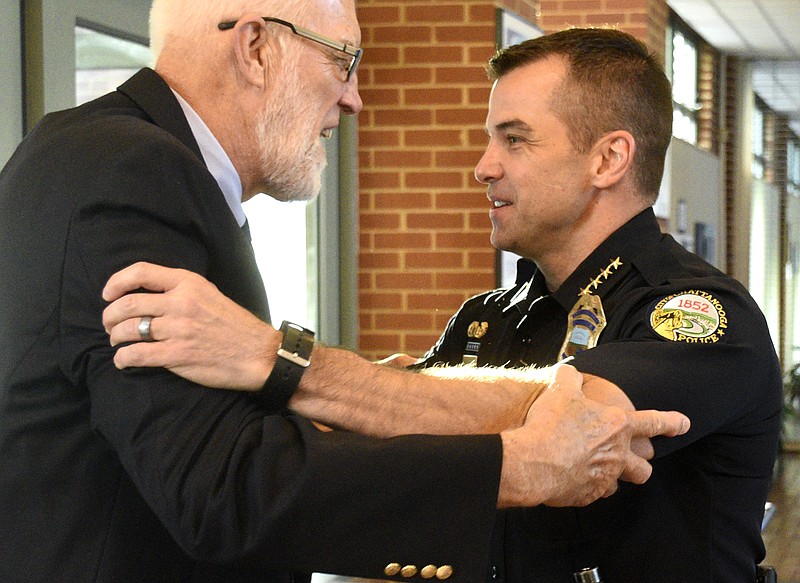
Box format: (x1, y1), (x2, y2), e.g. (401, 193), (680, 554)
(310, 0), (360, 43)
(487, 62), (562, 116)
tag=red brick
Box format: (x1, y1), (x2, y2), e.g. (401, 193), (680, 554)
(405, 87), (464, 106)
(359, 130), (400, 149)
(359, 313), (373, 331)
(468, 128), (489, 146)
(407, 212), (465, 229)
(359, 333), (403, 352)
(436, 190), (488, 210)
(585, 13), (626, 26)
(433, 313), (454, 333)
(359, 251), (401, 269)
(436, 272), (494, 290)
(374, 108), (433, 126)
(407, 293), (465, 311)
(405, 129), (463, 147)
(404, 45), (464, 65)
(468, 86), (492, 106)
(372, 26), (433, 44)
(469, 210), (492, 229)
(404, 333), (443, 353)
(406, 251), (464, 269)
(405, 4), (466, 23)
(375, 312), (434, 331)
(435, 149), (483, 168)
(468, 250), (497, 270)
(374, 149), (433, 168)
(468, 4), (496, 23)
(360, 171), (401, 189)
(606, 0), (650, 9)
(468, 46), (496, 66)
(357, 5), (401, 25)
(435, 66), (491, 84)
(436, 232), (492, 249)
(360, 212), (401, 230)
(374, 191), (433, 210)
(374, 67), (433, 85)
(375, 232), (433, 249)
(435, 108), (487, 126)
(360, 239), (373, 258)
(363, 46), (401, 66)
(405, 171), (464, 189)
(436, 25), (495, 44)
(560, 0), (607, 9)
(376, 272), (433, 290)
(359, 292), (403, 310)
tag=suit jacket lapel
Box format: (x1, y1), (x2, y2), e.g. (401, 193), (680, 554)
(117, 68), (203, 162)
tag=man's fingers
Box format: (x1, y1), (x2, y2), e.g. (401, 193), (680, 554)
(103, 294), (166, 335)
(113, 342), (169, 370)
(108, 313), (162, 346)
(546, 363), (583, 396)
(628, 410), (690, 439)
(102, 262), (188, 302)
(620, 451), (654, 485)
(630, 436), (655, 460)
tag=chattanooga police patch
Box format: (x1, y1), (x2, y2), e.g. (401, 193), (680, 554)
(649, 291), (727, 343)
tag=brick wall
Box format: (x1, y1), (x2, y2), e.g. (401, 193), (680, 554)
(356, 0), (669, 361)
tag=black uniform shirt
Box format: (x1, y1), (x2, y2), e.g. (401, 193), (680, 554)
(417, 208), (783, 582)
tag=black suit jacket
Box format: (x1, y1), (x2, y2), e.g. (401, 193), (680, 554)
(0, 68), (501, 583)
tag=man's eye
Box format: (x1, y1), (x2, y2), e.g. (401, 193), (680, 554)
(507, 135), (522, 145)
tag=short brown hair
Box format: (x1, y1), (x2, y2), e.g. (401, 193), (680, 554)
(487, 28), (673, 202)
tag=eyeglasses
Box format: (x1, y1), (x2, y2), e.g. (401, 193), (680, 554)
(218, 16), (363, 82)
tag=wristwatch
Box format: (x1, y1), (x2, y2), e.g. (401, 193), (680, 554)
(256, 320), (315, 411)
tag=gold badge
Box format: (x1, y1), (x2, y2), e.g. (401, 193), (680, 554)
(560, 294), (607, 359)
(467, 321), (488, 339)
(650, 291), (726, 343)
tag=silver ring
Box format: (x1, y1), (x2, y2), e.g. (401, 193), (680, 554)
(137, 316), (154, 342)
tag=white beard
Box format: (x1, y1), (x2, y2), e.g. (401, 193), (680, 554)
(255, 74), (328, 202)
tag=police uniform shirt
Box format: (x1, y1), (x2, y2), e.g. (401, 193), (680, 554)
(415, 208), (783, 582)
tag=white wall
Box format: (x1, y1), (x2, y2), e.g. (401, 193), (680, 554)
(24, 0), (150, 130)
(658, 136), (724, 270)
(0, 1), (23, 166)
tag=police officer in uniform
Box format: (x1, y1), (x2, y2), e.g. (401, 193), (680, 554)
(412, 29), (782, 582)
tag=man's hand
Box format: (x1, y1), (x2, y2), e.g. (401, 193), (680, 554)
(102, 262), (276, 390)
(498, 365), (689, 508)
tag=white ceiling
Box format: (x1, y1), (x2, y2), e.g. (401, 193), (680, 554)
(667, 0), (800, 135)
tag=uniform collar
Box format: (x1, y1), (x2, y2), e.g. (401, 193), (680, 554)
(548, 207), (663, 310)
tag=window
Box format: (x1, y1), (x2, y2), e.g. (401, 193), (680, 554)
(668, 28), (699, 144)
(752, 102), (766, 180)
(75, 25), (151, 104)
(789, 137), (800, 197)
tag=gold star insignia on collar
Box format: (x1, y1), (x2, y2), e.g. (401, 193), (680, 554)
(579, 257), (623, 296)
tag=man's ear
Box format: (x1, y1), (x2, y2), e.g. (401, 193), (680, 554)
(590, 130), (635, 190)
(230, 15), (272, 89)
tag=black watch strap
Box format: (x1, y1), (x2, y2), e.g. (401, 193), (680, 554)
(255, 320), (315, 411)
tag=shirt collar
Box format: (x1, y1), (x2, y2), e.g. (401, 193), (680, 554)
(551, 207), (662, 309)
(171, 89), (246, 227)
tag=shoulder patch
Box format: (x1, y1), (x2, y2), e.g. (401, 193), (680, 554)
(649, 291), (727, 343)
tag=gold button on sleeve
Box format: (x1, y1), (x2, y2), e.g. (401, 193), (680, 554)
(436, 565), (453, 580)
(401, 565), (418, 578)
(421, 565), (437, 579)
(384, 563), (402, 577)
